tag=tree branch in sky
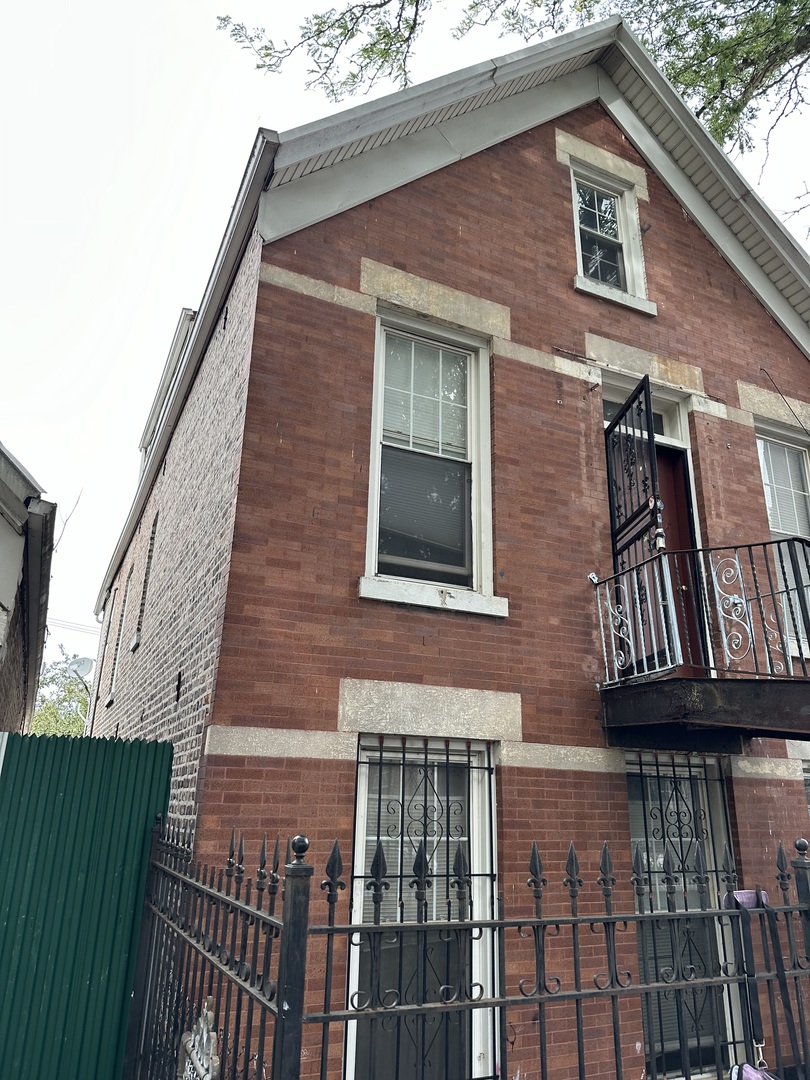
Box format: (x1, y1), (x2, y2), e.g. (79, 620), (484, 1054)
(218, 0), (810, 151)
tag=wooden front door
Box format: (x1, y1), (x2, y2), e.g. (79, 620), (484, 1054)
(656, 444), (707, 674)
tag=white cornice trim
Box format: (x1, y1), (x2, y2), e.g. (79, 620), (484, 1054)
(259, 68), (600, 243)
(271, 17), (623, 170)
(597, 76), (810, 359)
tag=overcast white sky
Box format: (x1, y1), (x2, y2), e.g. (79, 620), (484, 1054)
(1, 0), (807, 673)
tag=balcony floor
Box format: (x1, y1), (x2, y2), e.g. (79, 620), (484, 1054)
(601, 675), (810, 752)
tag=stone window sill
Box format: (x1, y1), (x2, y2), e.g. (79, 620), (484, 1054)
(574, 275), (657, 317)
(359, 576), (509, 617)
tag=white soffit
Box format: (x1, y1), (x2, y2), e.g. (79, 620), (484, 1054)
(259, 68), (599, 243)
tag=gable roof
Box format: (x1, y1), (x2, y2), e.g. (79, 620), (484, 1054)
(95, 16), (810, 613)
(258, 17), (809, 340)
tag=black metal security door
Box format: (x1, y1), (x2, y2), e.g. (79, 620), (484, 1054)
(350, 736), (498, 1080)
(605, 375), (665, 572)
(627, 753), (740, 1078)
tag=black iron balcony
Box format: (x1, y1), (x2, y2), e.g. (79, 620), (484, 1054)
(592, 537), (810, 748)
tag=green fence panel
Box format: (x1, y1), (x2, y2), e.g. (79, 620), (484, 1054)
(0, 733), (172, 1080)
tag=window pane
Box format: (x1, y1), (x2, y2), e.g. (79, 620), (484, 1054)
(577, 183), (597, 229)
(411, 395), (440, 452)
(413, 342), (440, 398)
(362, 758), (469, 921)
(758, 438), (810, 536)
(385, 334), (412, 391)
(378, 446), (471, 585)
(382, 388), (411, 445)
(595, 192), (619, 238)
(581, 231), (625, 288)
(441, 349), (467, 406)
(383, 333), (469, 459)
(577, 181), (625, 289)
(441, 403), (467, 458)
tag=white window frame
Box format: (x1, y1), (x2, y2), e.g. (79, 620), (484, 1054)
(600, 374), (694, 459)
(360, 312), (507, 617)
(346, 735), (498, 1080)
(570, 163), (655, 316)
(756, 430), (810, 540)
(756, 427), (810, 663)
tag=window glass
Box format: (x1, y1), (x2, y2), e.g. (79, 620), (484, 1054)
(758, 438), (810, 536)
(603, 398), (665, 436)
(378, 447), (471, 584)
(379, 330), (472, 586)
(577, 182), (625, 289)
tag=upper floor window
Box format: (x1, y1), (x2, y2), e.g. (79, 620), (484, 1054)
(757, 436), (810, 537)
(570, 167), (655, 315)
(555, 129), (656, 317)
(360, 316), (507, 617)
(577, 181), (626, 290)
(379, 330), (471, 586)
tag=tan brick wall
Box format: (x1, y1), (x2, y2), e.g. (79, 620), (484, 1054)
(90, 231), (262, 818)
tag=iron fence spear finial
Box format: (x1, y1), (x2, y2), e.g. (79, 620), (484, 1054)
(322, 840), (346, 909)
(598, 841), (615, 915)
(409, 838), (431, 924)
(528, 841), (546, 918)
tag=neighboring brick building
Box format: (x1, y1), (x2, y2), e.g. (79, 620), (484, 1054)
(0, 442), (55, 733)
(93, 19), (810, 1078)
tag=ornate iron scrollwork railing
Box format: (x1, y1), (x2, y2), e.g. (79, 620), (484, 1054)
(593, 536), (810, 685)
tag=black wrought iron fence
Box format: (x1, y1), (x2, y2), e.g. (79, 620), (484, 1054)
(129, 822), (810, 1080)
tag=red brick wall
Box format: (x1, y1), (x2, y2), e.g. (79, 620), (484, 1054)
(211, 104), (806, 752)
(729, 773), (810, 889)
(94, 100), (809, 876)
(261, 103), (807, 410)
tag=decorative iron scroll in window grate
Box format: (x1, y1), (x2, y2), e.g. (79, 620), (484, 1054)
(349, 734), (498, 1080)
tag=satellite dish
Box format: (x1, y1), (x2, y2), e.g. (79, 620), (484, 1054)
(69, 657), (94, 679)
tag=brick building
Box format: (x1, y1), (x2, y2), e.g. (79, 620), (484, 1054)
(92, 19), (810, 1078)
(0, 441), (55, 733)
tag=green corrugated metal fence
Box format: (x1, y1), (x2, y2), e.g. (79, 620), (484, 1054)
(0, 733), (172, 1080)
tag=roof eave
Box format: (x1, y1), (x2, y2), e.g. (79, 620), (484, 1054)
(23, 497), (56, 730)
(94, 129), (280, 615)
(610, 23), (810, 294)
(272, 16), (624, 170)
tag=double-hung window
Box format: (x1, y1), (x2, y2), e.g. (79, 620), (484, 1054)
(758, 437), (810, 538)
(555, 130), (656, 316)
(570, 166), (654, 315)
(757, 435), (810, 660)
(379, 329), (471, 585)
(577, 181), (626, 290)
(361, 316), (507, 616)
